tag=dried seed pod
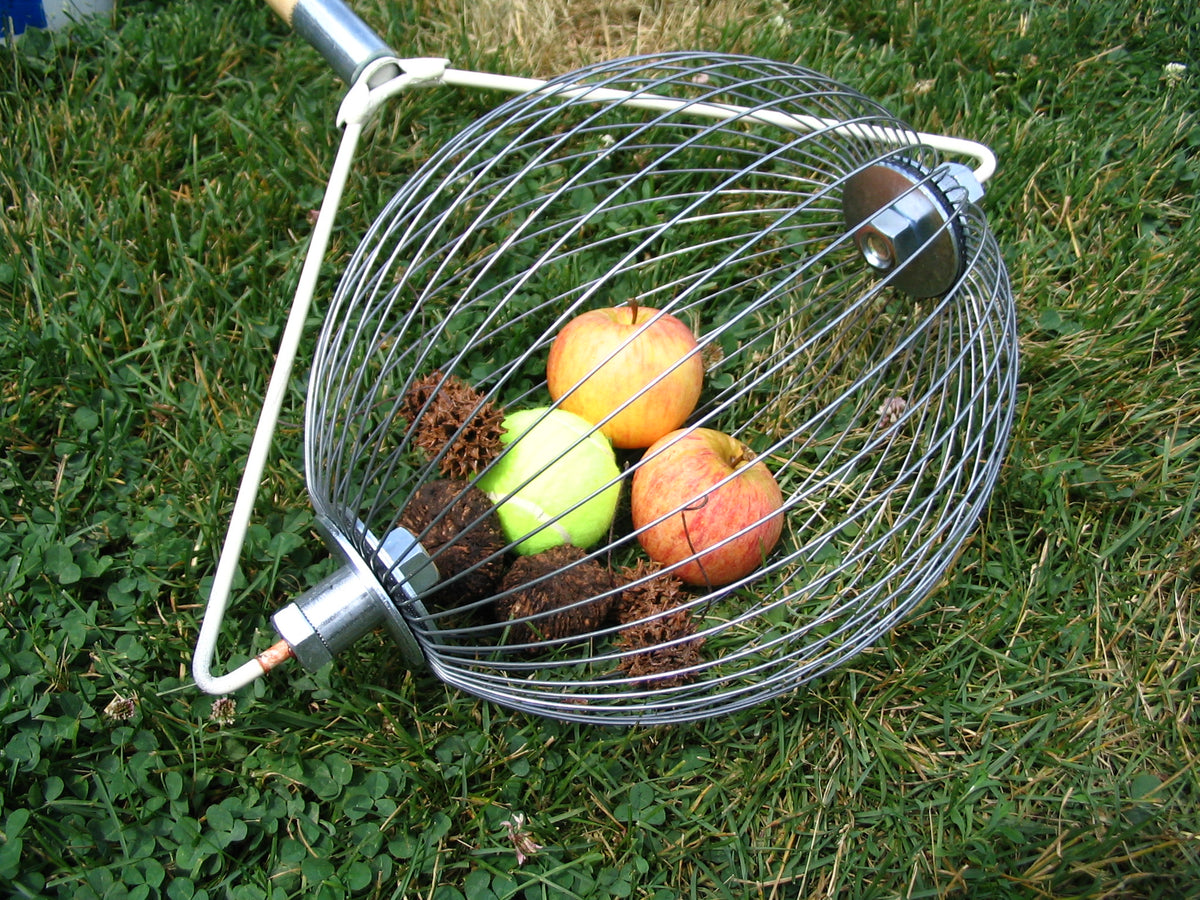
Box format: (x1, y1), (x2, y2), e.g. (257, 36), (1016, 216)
(497, 545), (616, 647)
(398, 480), (507, 609)
(613, 559), (685, 622)
(402, 371), (505, 480)
(615, 560), (704, 686)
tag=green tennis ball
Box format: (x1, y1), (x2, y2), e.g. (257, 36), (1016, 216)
(476, 407), (621, 555)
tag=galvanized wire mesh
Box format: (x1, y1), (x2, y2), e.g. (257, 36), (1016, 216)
(303, 51), (1017, 724)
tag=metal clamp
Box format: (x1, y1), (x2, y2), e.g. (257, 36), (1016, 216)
(272, 519), (439, 671)
(842, 159), (984, 298)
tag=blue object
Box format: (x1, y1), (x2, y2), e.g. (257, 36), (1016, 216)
(2, 1), (112, 36)
(1, 1), (49, 36)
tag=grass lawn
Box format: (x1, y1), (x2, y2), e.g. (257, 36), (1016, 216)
(1, 1), (1197, 897)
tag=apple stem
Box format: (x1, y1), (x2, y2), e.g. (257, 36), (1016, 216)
(732, 445), (754, 470)
(627, 298), (639, 323)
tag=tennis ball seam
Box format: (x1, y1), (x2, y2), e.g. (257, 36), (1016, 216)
(484, 491), (574, 547)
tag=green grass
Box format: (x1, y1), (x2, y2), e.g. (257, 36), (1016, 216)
(1, 0), (1198, 898)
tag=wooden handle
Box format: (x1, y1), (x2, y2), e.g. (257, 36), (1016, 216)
(264, 0), (298, 25)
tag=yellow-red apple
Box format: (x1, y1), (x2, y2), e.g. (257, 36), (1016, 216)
(546, 303), (704, 449)
(631, 428), (784, 587)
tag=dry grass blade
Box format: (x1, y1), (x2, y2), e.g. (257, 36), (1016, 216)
(417, 0), (779, 73)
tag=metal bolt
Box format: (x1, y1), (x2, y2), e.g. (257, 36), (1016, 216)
(842, 159), (970, 298)
(935, 162), (985, 206)
(271, 524), (438, 672)
(856, 208), (911, 271)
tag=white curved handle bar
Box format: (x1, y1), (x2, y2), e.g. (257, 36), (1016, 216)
(439, 66), (997, 183)
(192, 57), (998, 695)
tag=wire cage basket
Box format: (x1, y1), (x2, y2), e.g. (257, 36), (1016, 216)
(192, 11), (1017, 726)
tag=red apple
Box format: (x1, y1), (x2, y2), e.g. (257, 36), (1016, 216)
(546, 302), (704, 449)
(631, 428), (784, 587)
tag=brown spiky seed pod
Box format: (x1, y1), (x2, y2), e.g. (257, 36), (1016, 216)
(402, 371), (504, 480)
(497, 545), (616, 647)
(398, 480), (507, 610)
(613, 559), (685, 622)
(615, 560), (704, 686)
